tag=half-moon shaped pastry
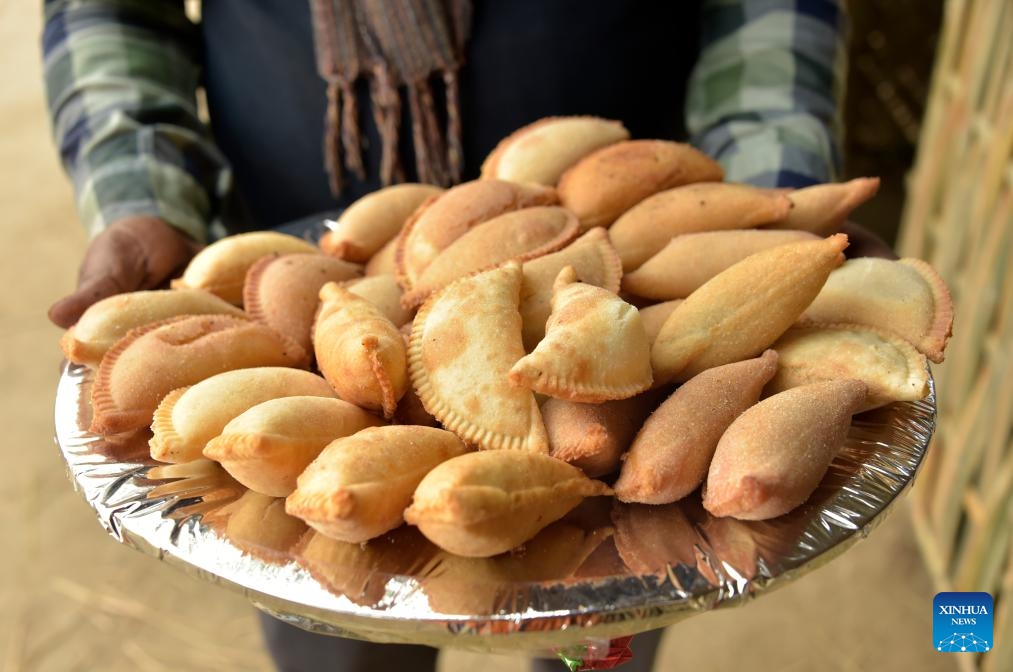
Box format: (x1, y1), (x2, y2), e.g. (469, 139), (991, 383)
(313, 283), (407, 418)
(90, 315), (306, 435)
(613, 350), (779, 505)
(766, 177), (880, 236)
(557, 140), (724, 230)
(286, 426), (469, 543)
(364, 236), (399, 276)
(480, 116), (630, 186)
(59, 289), (244, 368)
(703, 379), (867, 520)
(172, 231), (320, 305)
(519, 228), (623, 351)
(343, 274), (413, 327)
(543, 391), (661, 478)
(409, 263), (549, 451)
(638, 300), (683, 345)
(204, 396), (383, 497)
(149, 367), (338, 464)
(510, 267), (653, 402)
(319, 183), (443, 262)
(800, 257), (953, 362)
(403, 450), (612, 557)
(767, 324), (930, 410)
(610, 183), (793, 271)
(244, 253), (361, 363)
(402, 206), (580, 308)
(651, 234), (848, 384)
(394, 179), (557, 290)
(622, 229), (818, 300)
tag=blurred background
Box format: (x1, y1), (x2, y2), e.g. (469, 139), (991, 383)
(3, 1), (1008, 670)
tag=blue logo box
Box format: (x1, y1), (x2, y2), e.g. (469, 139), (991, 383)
(934, 592), (993, 653)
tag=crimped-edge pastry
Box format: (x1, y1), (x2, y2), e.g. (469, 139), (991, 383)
(150, 367), (338, 464)
(403, 450), (611, 557)
(408, 263), (549, 451)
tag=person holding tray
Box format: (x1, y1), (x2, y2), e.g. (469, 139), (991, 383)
(42, 1), (865, 670)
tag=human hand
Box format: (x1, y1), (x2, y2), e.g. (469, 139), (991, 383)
(48, 215), (203, 328)
(840, 221), (898, 260)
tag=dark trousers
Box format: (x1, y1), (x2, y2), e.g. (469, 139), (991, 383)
(258, 612), (665, 672)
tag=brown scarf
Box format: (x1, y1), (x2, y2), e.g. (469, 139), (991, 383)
(309, 0), (472, 195)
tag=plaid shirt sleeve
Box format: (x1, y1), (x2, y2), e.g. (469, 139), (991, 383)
(686, 0), (848, 188)
(42, 0), (229, 242)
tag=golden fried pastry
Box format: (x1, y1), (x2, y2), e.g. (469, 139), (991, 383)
(172, 231), (320, 305)
(610, 183), (793, 271)
(638, 300), (683, 345)
(150, 367), (337, 463)
(394, 179), (557, 290)
(613, 350), (779, 504)
(703, 379), (867, 520)
(286, 426), (469, 543)
(800, 257), (953, 362)
(767, 324), (930, 410)
(314, 283), (407, 418)
(651, 234), (849, 384)
(364, 236), (399, 276)
(766, 177), (880, 236)
(219, 491), (308, 563)
(402, 206), (580, 308)
(409, 263), (549, 451)
(244, 253), (361, 361)
(204, 396), (382, 496)
(403, 450), (612, 557)
(519, 228), (623, 350)
(91, 315), (305, 435)
(480, 116), (630, 186)
(557, 140), (724, 230)
(319, 183), (443, 262)
(622, 229), (818, 300)
(343, 274), (413, 327)
(59, 289), (244, 368)
(510, 267), (653, 402)
(542, 391), (661, 478)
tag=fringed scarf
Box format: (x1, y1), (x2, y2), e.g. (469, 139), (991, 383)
(309, 0), (472, 195)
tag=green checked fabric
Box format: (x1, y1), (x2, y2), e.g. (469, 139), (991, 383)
(42, 0), (847, 243)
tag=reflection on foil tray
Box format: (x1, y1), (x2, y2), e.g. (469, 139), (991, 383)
(54, 362), (935, 653)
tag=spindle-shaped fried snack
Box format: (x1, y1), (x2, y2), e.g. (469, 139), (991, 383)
(244, 253), (361, 362)
(557, 140), (724, 230)
(60, 289), (244, 368)
(204, 396), (383, 497)
(319, 183), (443, 262)
(395, 179), (557, 290)
(480, 116), (630, 186)
(614, 350), (779, 504)
(519, 228), (622, 351)
(768, 324), (930, 411)
(409, 263), (549, 451)
(403, 450), (611, 557)
(651, 234), (848, 383)
(622, 229), (818, 300)
(150, 367), (338, 464)
(510, 267), (652, 402)
(801, 257), (953, 362)
(90, 315), (305, 435)
(638, 300), (683, 346)
(766, 177), (880, 236)
(610, 182), (793, 271)
(172, 231), (320, 305)
(703, 379), (868, 520)
(343, 274), (413, 327)
(314, 283), (407, 418)
(402, 206), (579, 307)
(286, 426), (469, 543)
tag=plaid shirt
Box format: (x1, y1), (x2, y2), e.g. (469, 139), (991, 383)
(42, 0), (847, 243)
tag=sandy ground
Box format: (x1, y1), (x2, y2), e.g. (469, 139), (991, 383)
(1, 3), (955, 671)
